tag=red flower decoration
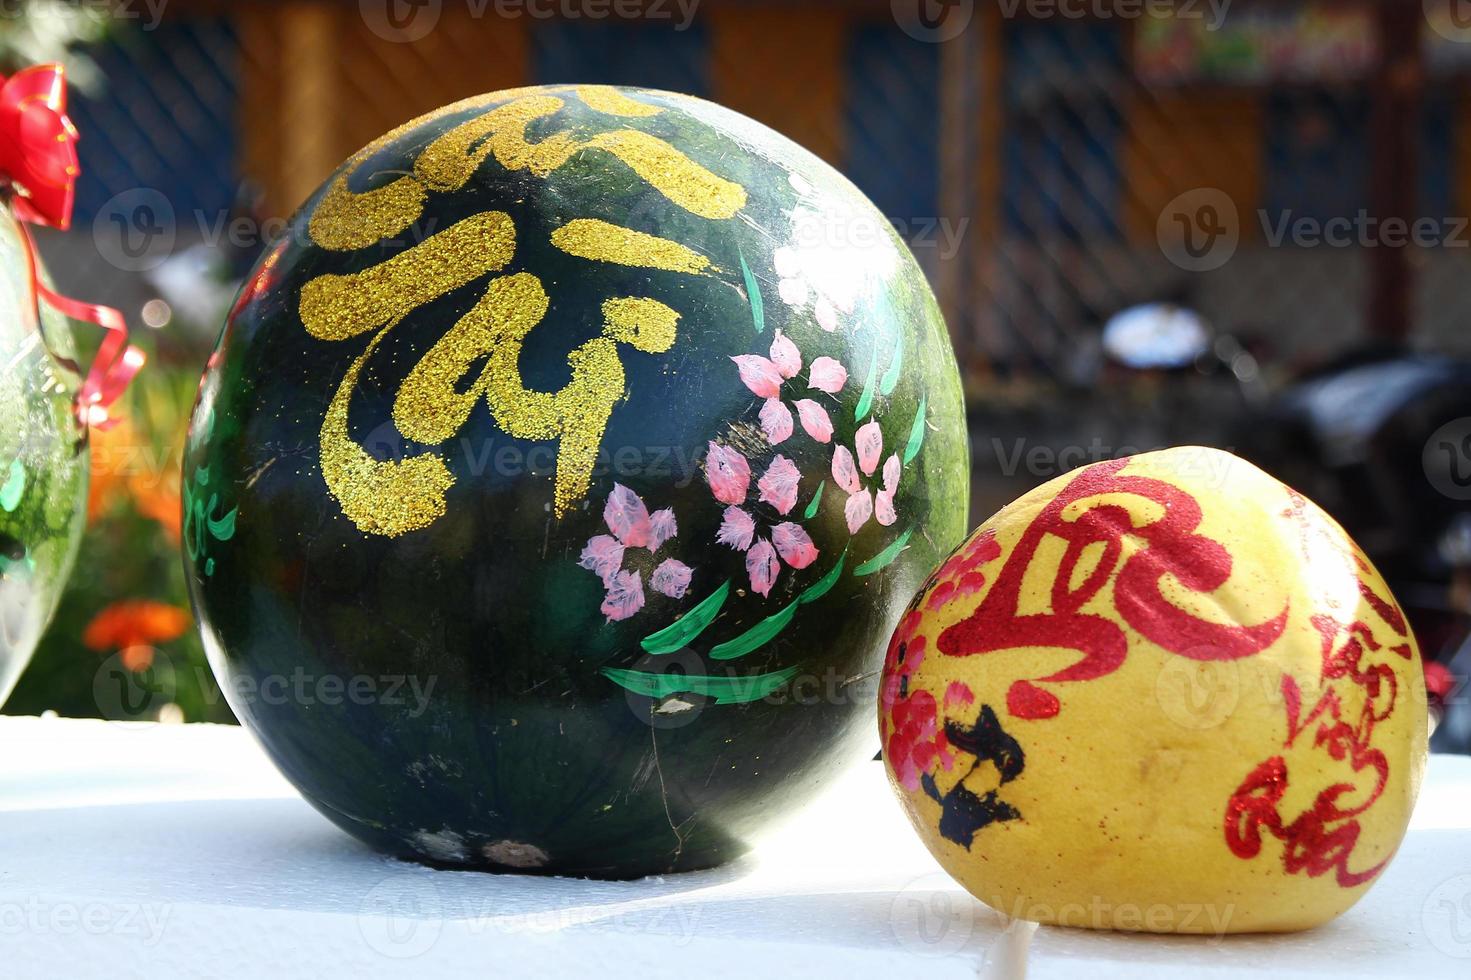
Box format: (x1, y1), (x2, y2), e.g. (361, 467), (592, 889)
(926, 530), (1002, 611)
(0, 65), (80, 229)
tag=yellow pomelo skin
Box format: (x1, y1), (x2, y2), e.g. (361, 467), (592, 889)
(880, 447), (1427, 934)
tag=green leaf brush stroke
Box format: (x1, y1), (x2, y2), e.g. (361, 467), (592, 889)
(903, 395), (927, 465)
(640, 579), (731, 654)
(739, 250), (764, 334)
(855, 527), (914, 576)
(601, 666), (799, 704)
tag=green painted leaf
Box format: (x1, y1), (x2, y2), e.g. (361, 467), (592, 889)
(803, 481), (824, 520)
(739, 250), (765, 334)
(855, 527), (914, 576)
(854, 344), (879, 421)
(208, 505), (239, 541)
(0, 459), (25, 512)
(798, 547), (847, 604)
(601, 666), (798, 705)
(709, 600), (799, 661)
(903, 395), (927, 465)
(879, 327), (904, 396)
(640, 579), (731, 654)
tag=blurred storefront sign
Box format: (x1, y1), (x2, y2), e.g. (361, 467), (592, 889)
(1136, 2), (1471, 86)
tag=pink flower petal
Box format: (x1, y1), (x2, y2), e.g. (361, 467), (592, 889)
(845, 489), (873, 534)
(649, 508), (678, 550)
(605, 483), (653, 548)
(815, 297), (838, 332)
(795, 399), (833, 443)
(578, 534), (625, 586)
(769, 330), (802, 379)
(832, 445), (861, 494)
(856, 420), (883, 476)
(875, 487), (897, 527)
(772, 522), (819, 569)
(808, 356), (847, 394)
(705, 441), (751, 505)
(759, 397), (794, 445)
(778, 278), (807, 305)
(758, 454), (802, 515)
(773, 246), (800, 278)
(945, 681), (976, 709)
(746, 538), (780, 597)
(601, 569), (645, 622)
(650, 558), (693, 599)
(882, 453), (901, 494)
(731, 355), (783, 399)
(716, 506), (756, 551)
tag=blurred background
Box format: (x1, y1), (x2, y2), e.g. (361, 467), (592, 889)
(3, 0), (1471, 747)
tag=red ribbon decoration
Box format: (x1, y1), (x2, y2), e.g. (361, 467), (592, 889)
(0, 63), (143, 430)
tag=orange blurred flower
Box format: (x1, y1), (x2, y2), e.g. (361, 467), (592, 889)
(83, 600), (189, 652)
(86, 418), (139, 523)
(85, 418), (183, 543)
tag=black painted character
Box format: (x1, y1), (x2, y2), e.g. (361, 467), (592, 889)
(920, 703), (1025, 848)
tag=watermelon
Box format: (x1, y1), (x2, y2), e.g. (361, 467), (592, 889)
(0, 208), (88, 707)
(185, 85), (968, 877)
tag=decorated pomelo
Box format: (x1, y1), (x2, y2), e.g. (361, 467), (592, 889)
(0, 208), (88, 707)
(185, 85), (967, 876)
(882, 447), (1427, 933)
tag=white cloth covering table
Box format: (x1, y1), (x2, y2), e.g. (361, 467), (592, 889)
(1, 715), (1468, 979)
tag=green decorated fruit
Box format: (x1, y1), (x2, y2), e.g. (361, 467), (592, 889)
(0, 208), (88, 706)
(184, 85), (968, 876)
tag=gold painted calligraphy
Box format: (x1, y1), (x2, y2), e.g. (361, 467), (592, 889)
(300, 86), (747, 534)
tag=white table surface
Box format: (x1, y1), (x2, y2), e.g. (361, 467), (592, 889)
(1, 715), (1468, 979)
